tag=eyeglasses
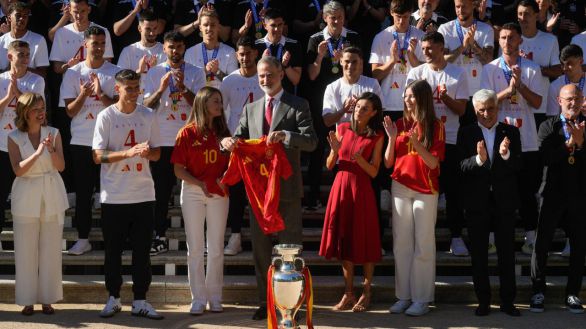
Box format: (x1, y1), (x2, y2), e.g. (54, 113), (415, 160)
(559, 96), (585, 103)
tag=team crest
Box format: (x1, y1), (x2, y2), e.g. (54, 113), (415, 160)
(265, 148), (274, 159)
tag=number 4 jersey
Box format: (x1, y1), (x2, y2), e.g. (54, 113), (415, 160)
(221, 137), (292, 235)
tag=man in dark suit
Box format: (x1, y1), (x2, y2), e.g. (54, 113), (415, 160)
(220, 56), (317, 320)
(530, 84), (586, 314)
(457, 89), (523, 317)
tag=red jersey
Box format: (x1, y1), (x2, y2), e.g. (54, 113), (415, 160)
(170, 123), (229, 196)
(221, 137), (292, 235)
(391, 118), (445, 194)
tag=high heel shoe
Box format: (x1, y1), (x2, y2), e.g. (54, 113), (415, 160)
(333, 292), (356, 311)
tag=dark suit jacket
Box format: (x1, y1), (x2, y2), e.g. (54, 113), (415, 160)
(457, 122), (522, 212)
(234, 91), (317, 201)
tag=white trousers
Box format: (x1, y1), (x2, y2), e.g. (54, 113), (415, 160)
(181, 181), (229, 304)
(391, 180), (438, 303)
(13, 208), (64, 306)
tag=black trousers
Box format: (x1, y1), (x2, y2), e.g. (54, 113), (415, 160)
(101, 201), (154, 300)
(466, 193), (517, 305)
(70, 145), (100, 239)
(151, 146), (175, 238)
(227, 181), (246, 234)
(440, 144), (465, 238)
(519, 151), (542, 232)
(0, 151), (15, 234)
(532, 196), (586, 296)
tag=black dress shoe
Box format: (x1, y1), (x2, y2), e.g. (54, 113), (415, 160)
(500, 304), (521, 317)
(252, 305), (267, 320)
(475, 303), (490, 316)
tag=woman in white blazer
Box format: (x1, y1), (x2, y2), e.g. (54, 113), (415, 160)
(7, 93), (68, 315)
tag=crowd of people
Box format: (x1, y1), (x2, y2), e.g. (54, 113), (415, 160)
(0, 0), (585, 322)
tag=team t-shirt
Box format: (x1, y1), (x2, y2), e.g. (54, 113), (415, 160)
(480, 57), (547, 152)
(170, 123), (229, 196)
(369, 25), (425, 112)
(49, 22), (114, 63)
(0, 31), (50, 70)
(546, 73), (586, 116)
(117, 41), (166, 103)
(92, 104), (162, 204)
(437, 20), (494, 97)
(322, 75), (382, 124)
(0, 71), (45, 152)
(571, 32), (586, 54)
(219, 70), (263, 134)
(406, 63), (469, 145)
(143, 61), (206, 146)
(184, 42), (238, 89)
(60, 61), (120, 146)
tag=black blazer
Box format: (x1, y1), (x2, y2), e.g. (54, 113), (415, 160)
(457, 122), (522, 212)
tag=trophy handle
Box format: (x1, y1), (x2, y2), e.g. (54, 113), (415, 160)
(293, 256), (305, 270)
(271, 255), (284, 267)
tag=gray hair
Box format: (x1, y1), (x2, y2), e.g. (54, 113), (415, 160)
(257, 56), (282, 71)
(472, 89), (498, 107)
(324, 1), (344, 17)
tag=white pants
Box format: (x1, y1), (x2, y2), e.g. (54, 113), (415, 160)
(391, 180), (438, 303)
(181, 181), (229, 304)
(13, 209), (64, 306)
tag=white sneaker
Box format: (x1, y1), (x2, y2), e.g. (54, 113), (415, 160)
(208, 300), (223, 312)
(190, 301), (205, 315)
(131, 300), (164, 320)
(405, 302), (430, 316)
(93, 192), (101, 209)
(561, 238), (571, 257)
(67, 193), (76, 208)
(99, 296), (121, 318)
(450, 237), (469, 256)
(389, 300), (411, 313)
(68, 239), (92, 255)
(380, 190), (391, 213)
(224, 233), (242, 256)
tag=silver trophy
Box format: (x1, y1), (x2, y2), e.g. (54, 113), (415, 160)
(271, 244), (306, 329)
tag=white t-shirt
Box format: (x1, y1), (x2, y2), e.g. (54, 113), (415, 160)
(0, 31), (50, 70)
(0, 71), (45, 152)
(570, 32), (586, 55)
(520, 30), (560, 114)
(219, 70), (263, 134)
(92, 104), (162, 204)
(369, 26), (425, 112)
(60, 61), (120, 146)
(546, 74), (586, 116)
(406, 63), (469, 144)
(184, 42), (238, 89)
(117, 41), (166, 103)
(322, 75), (382, 124)
(49, 22), (114, 62)
(480, 57), (547, 152)
(143, 62), (206, 146)
(437, 20), (494, 97)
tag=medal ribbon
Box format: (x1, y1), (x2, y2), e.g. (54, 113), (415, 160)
(166, 62), (185, 94)
(249, 0), (269, 33)
(560, 114), (574, 143)
(327, 36), (344, 63)
(565, 74), (585, 92)
(455, 19), (476, 56)
(266, 42), (283, 60)
(202, 44), (220, 80)
(392, 26), (411, 63)
(499, 56), (521, 85)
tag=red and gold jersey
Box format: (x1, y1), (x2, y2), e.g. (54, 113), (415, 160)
(171, 123), (229, 196)
(221, 137), (292, 235)
(391, 118), (445, 194)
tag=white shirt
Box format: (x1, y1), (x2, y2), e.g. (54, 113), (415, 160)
(322, 75), (382, 124)
(520, 30), (560, 114)
(184, 42), (238, 89)
(143, 62), (206, 146)
(92, 104), (162, 204)
(60, 61), (120, 146)
(369, 26), (425, 112)
(570, 32), (586, 55)
(546, 73), (586, 116)
(117, 41), (165, 103)
(480, 57), (547, 152)
(0, 71), (45, 152)
(219, 70), (263, 134)
(406, 63), (469, 144)
(476, 122), (510, 165)
(0, 31), (50, 70)
(49, 22), (114, 62)
(438, 19), (494, 97)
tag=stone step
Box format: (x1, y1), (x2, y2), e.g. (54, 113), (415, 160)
(0, 275), (583, 304)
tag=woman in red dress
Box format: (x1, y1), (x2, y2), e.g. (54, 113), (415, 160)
(319, 92), (384, 312)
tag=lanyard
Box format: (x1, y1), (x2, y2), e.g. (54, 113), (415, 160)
(392, 26), (411, 61)
(499, 56), (521, 85)
(455, 19), (476, 46)
(326, 36), (344, 58)
(166, 63), (185, 93)
(560, 114), (575, 145)
(249, 0), (269, 31)
(202, 43), (219, 66)
(266, 42), (283, 60)
(565, 74), (586, 92)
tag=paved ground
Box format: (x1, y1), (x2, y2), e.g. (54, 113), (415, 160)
(0, 303), (585, 329)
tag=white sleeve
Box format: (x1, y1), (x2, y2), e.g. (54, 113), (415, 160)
(184, 46), (197, 66)
(32, 77), (46, 101)
(0, 47), (7, 71)
(143, 69), (157, 98)
(479, 65), (493, 90)
(189, 67), (206, 94)
(219, 79), (230, 122)
(224, 50), (238, 75)
(117, 47), (132, 70)
(373, 80), (382, 98)
(550, 37), (560, 66)
(148, 112), (162, 147)
(59, 69), (80, 107)
(104, 30), (114, 59)
(322, 84), (336, 115)
(92, 112), (109, 150)
(527, 68), (547, 110)
(49, 30), (65, 62)
(546, 82), (560, 116)
(405, 69), (416, 87)
(369, 34), (384, 64)
(33, 37), (50, 68)
(455, 72), (470, 100)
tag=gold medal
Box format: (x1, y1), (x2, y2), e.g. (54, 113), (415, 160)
(568, 155), (575, 165)
(255, 31), (263, 39)
(510, 92), (518, 104)
(331, 65), (339, 74)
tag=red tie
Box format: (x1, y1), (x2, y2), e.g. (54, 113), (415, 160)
(264, 97), (273, 134)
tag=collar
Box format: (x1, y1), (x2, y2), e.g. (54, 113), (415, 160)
(323, 26), (347, 41)
(412, 9), (438, 22)
(263, 34), (286, 46)
(478, 122), (498, 133)
(266, 88), (284, 103)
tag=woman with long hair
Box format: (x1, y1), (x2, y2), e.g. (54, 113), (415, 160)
(170, 86), (231, 315)
(319, 92), (385, 312)
(384, 80), (445, 316)
(7, 93), (68, 315)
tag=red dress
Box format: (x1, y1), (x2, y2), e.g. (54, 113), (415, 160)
(319, 123), (383, 264)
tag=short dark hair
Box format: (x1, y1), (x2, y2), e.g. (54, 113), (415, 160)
(138, 9), (158, 22)
(560, 44), (584, 62)
(8, 2), (30, 14)
(421, 31), (444, 46)
(84, 26), (106, 39)
(517, 0), (539, 13)
(115, 69), (140, 83)
(390, 0), (411, 15)
(342, 46), (363, 60)
(501, 22), (522, 36)
(70, 0), (90, 5)
(236, 36), (255, 49)
(163, 31), (185, 44)
(263, 8), (284, 21)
